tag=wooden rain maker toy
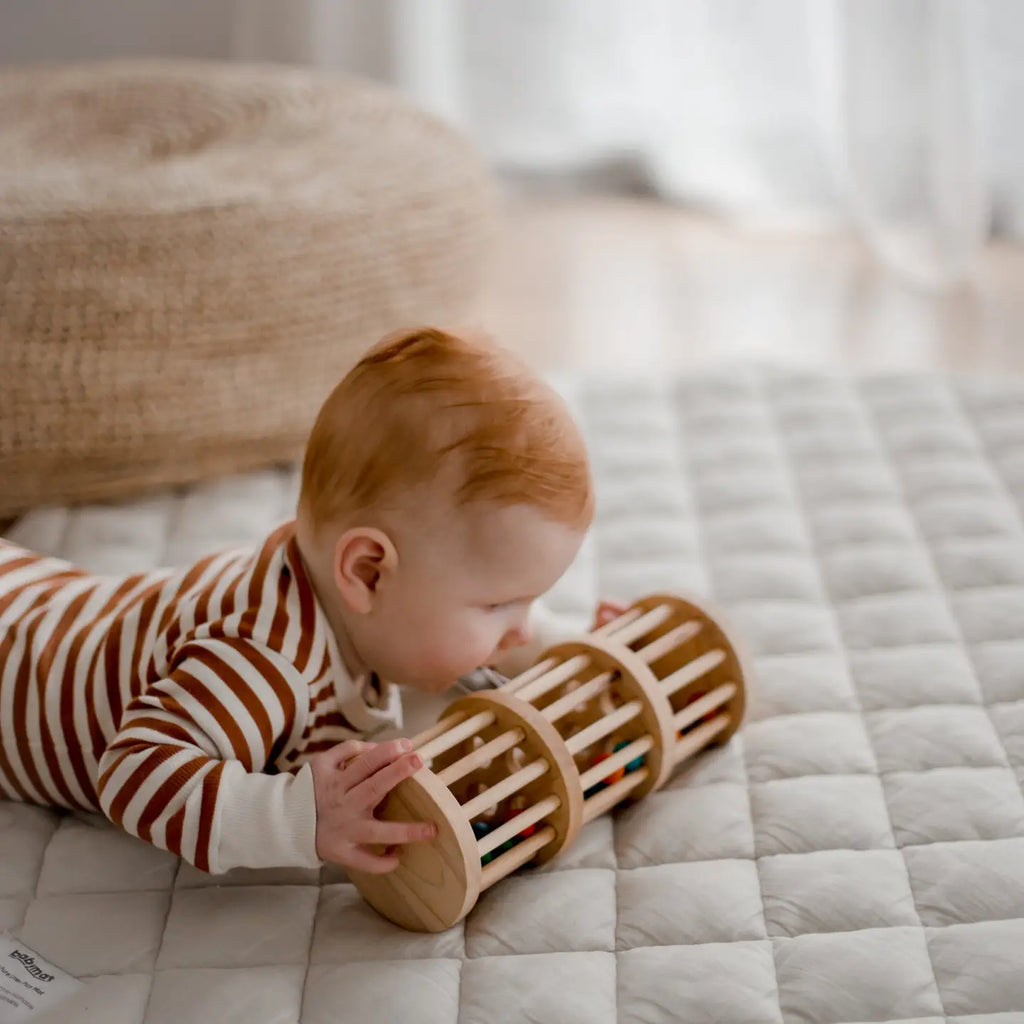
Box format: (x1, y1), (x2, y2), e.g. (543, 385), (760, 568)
(348, 593), (748, 931)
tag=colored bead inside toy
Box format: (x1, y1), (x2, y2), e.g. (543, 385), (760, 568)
(612, 739), (645, 773)
(473, 819), (496, 864)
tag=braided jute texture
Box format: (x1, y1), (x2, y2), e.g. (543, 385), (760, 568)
(0, 60), (496, 516)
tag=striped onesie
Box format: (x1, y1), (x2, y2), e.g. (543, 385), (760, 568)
(0, 522), (400, 873)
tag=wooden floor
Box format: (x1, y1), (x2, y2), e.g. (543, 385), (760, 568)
(479, 194), (1024, 376)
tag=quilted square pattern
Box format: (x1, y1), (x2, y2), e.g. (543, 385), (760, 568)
(758, 849), (919, 937)
(466, 868), (616, 956)
(2, 370), (1023, 1023)
(773, 928), (944, 1022)
(750, 775), (894, 856)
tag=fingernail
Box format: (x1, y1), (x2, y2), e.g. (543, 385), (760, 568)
(398, 739), (412, 753)
(410, 754), (423, 770)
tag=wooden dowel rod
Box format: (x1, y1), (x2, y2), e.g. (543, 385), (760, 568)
(476, 794), (561, 857)
(515, 654), (591, 703)
(673, 714), (729, 765)
(577, 734), (654, 791)
(672, 683), (737, 733)
(460, 758), (549, 820)
(593, 606), (643, 637)
(503, 656), (559, 694)
(416, 710), (494, 762)
(582, 766), (650, 824)
(636, 620), (701, 665)
(435, 727), (524, 787)
(565, 699), (643, 755)
(660, 650), (726, 698)
(410, 711), (468, 750)
(479, 825), (556, 890)
(540, 671), (613, 724)
(599, 603), (673, 645)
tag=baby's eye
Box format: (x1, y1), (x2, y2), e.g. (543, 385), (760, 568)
(486, 602), (508, 612)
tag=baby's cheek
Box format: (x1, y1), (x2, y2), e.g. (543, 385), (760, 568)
(433, 626), (494, 676)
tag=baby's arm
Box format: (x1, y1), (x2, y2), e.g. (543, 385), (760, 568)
(96, 637), (429, 873)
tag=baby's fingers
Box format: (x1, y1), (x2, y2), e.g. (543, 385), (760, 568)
(348, 749), (424, 810)
(340, 738), (415, 789)
(349, 817), (437, 848)
(337, 844), (401, 875)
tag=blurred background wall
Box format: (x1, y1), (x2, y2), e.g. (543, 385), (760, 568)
(2, 0), (1022, 374)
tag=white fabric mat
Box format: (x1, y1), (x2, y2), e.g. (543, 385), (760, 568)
(2, 369), (1023, 1023)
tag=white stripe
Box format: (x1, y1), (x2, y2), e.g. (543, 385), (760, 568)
(95, 736), (145, 815)
(252, 547), (286, 647)
(0, 559), (76, 624)
(213, 641), (294, 752)
(12, 582), (94, 804)
(176, 763), (219, 866)
(36, 580), (111, 809)
(115, 745), (208, 841)
(120, 570), (178, 701)
(185, 653), (270, 769)
(146, 756), (217, 855)
(207, 551), (249, 622)
(170, 551), (240, 644)
(117, 704), (217, 755)
(146, 553), (233, 677)
(154, 675), (243, 764)
(279, 570), (303, 663)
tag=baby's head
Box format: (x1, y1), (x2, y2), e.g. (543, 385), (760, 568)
(295, 327), (593, 692)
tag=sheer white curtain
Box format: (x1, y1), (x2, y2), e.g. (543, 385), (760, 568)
(232, 0), (1022, 290)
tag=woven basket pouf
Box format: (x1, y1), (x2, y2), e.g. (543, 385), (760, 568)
(0, 60), (496, 517)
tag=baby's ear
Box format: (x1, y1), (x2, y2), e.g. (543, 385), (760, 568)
(332, 528), (398, 613)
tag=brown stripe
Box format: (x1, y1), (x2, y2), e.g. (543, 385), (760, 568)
(309, 686), (335, 712)
(218, 563), (246, 622)
(151, 553), (221, 672)
(9, 604), (62, 805)
(286, 536), (317, 673)
(188, 555), (238, 636)
(127, 588), (166, 700)
(244, 537), (277, 632)
(0, 566), (82, 618)
(165, 804), (186, 858)
(60, 573), (149, 809)
(100, 741), (186, 824)
(0, 761), (23, 799)
(0, 554), (38, 579)
(172, 641), (291, 768)
(194, 761), (225, 873)
(102, 614), (127, 737)
(310, 710), (355, 731)
(165, 665), (253, 766)
(99, 576), (166, 732)
(118, 715), (205, 749)
(0, 620), (34, 801)
(225, 641), (299, 767)
(33, 585), (97, 810)
(134, 751), (205, 844)
(267, 568), (292, 655)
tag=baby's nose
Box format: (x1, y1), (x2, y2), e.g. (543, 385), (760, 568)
(497, 623), (531, 650)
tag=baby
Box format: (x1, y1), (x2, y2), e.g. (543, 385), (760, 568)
(0, 327), (617, 876)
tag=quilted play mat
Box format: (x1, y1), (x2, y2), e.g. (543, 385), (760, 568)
(2, 369), (1023, 1023)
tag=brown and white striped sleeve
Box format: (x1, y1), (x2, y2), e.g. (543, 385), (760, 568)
(96, 636), (320, 873)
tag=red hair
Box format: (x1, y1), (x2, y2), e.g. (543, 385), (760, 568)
(299, 328), (594, 532)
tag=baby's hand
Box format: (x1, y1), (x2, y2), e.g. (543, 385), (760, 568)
(593, 599), (628, 630)
(311, 738), (437, 873)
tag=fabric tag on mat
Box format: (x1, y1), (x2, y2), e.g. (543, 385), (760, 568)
(0, 934), (83, 1023)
